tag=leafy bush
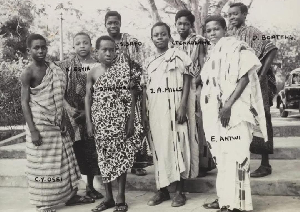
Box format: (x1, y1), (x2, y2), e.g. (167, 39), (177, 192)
(0, 58), (28, 126)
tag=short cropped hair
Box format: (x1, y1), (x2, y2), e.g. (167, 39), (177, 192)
(175, 10), (195, 26)
(26, 34), (46, 48)
(204, 15), (227, 30)
(95, 35), (115, 49)
(151, 22), (171, 37)
(73, 32), (92, 43)
(105, 11), (121, 23)
(229, 2), (248, 14)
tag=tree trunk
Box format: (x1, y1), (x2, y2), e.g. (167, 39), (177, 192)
(200, 0), (209, 35)
(147, 0), (161, 23)
(248, 0), (254, 8)
(208, 0), (229, 16)
(163, 0), (188, 10)
(189, 0), (202, 35)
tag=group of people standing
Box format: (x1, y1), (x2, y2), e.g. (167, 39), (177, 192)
(20, 2), (277, 212)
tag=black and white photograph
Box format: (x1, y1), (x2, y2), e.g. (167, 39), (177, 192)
(0, 0), (299, 211)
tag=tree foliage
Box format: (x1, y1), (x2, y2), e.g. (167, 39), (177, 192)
(0, 0), (34, 61)
(0, 59), (27, 126)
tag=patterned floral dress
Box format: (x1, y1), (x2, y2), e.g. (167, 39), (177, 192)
(91, 54), (143, 183)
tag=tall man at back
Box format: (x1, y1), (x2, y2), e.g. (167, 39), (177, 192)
(104, 10), (152, 176)
(173, 9), (215, 177)
(227, 2), (278, 178)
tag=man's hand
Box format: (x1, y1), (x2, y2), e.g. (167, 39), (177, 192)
(219, 102), (232, 128)
(31, 129), (42, 146)
(176, 105), (187, 124)
(73, 110), (85, 124)
(126, 116), (135, 138)
(87, 122), (94, 138)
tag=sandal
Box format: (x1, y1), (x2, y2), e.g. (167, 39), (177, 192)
(87, 187), (104, 199)
(65, 195), (95, 206)
(203, 199), (219, 209)
(114, 203), (128, 212)
(216, 206), (241, 212)
(131, 168), (147, 176)
(217, 208), (229, 212)
(36, 206), (56, 212)
(91, 200), (116, 212)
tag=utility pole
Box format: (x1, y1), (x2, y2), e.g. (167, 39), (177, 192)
(59, 12), (63, 61)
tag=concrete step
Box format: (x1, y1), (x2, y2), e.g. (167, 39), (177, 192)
(2, 188), (300, 212)
(272, 121), (300, 137)
(0, 126), (25, 148)
(0, 159), (299, 196)
(0, 132), (25, 147)
(251, 137), (300, 159)
(2, 137), (300, 160)
(0, 142), (26, 159)
(271, 107), (300, 137)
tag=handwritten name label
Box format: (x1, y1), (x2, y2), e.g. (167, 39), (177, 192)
(35, 176), (62, 183)
(253, 35), (296, 41)
(172, 40), (211, 46)
(66, 66), (90, 72)
(150, 87), (183, 94)
(99, 86), (130, 91)
(211, 136), (241, 142)
(119, 41), (142, 46)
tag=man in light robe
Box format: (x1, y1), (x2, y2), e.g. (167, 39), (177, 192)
(142, 22), (197, 208)
(201, 16), (268, 212)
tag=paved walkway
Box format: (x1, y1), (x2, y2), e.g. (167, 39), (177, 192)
(0, 188), (300, 212)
